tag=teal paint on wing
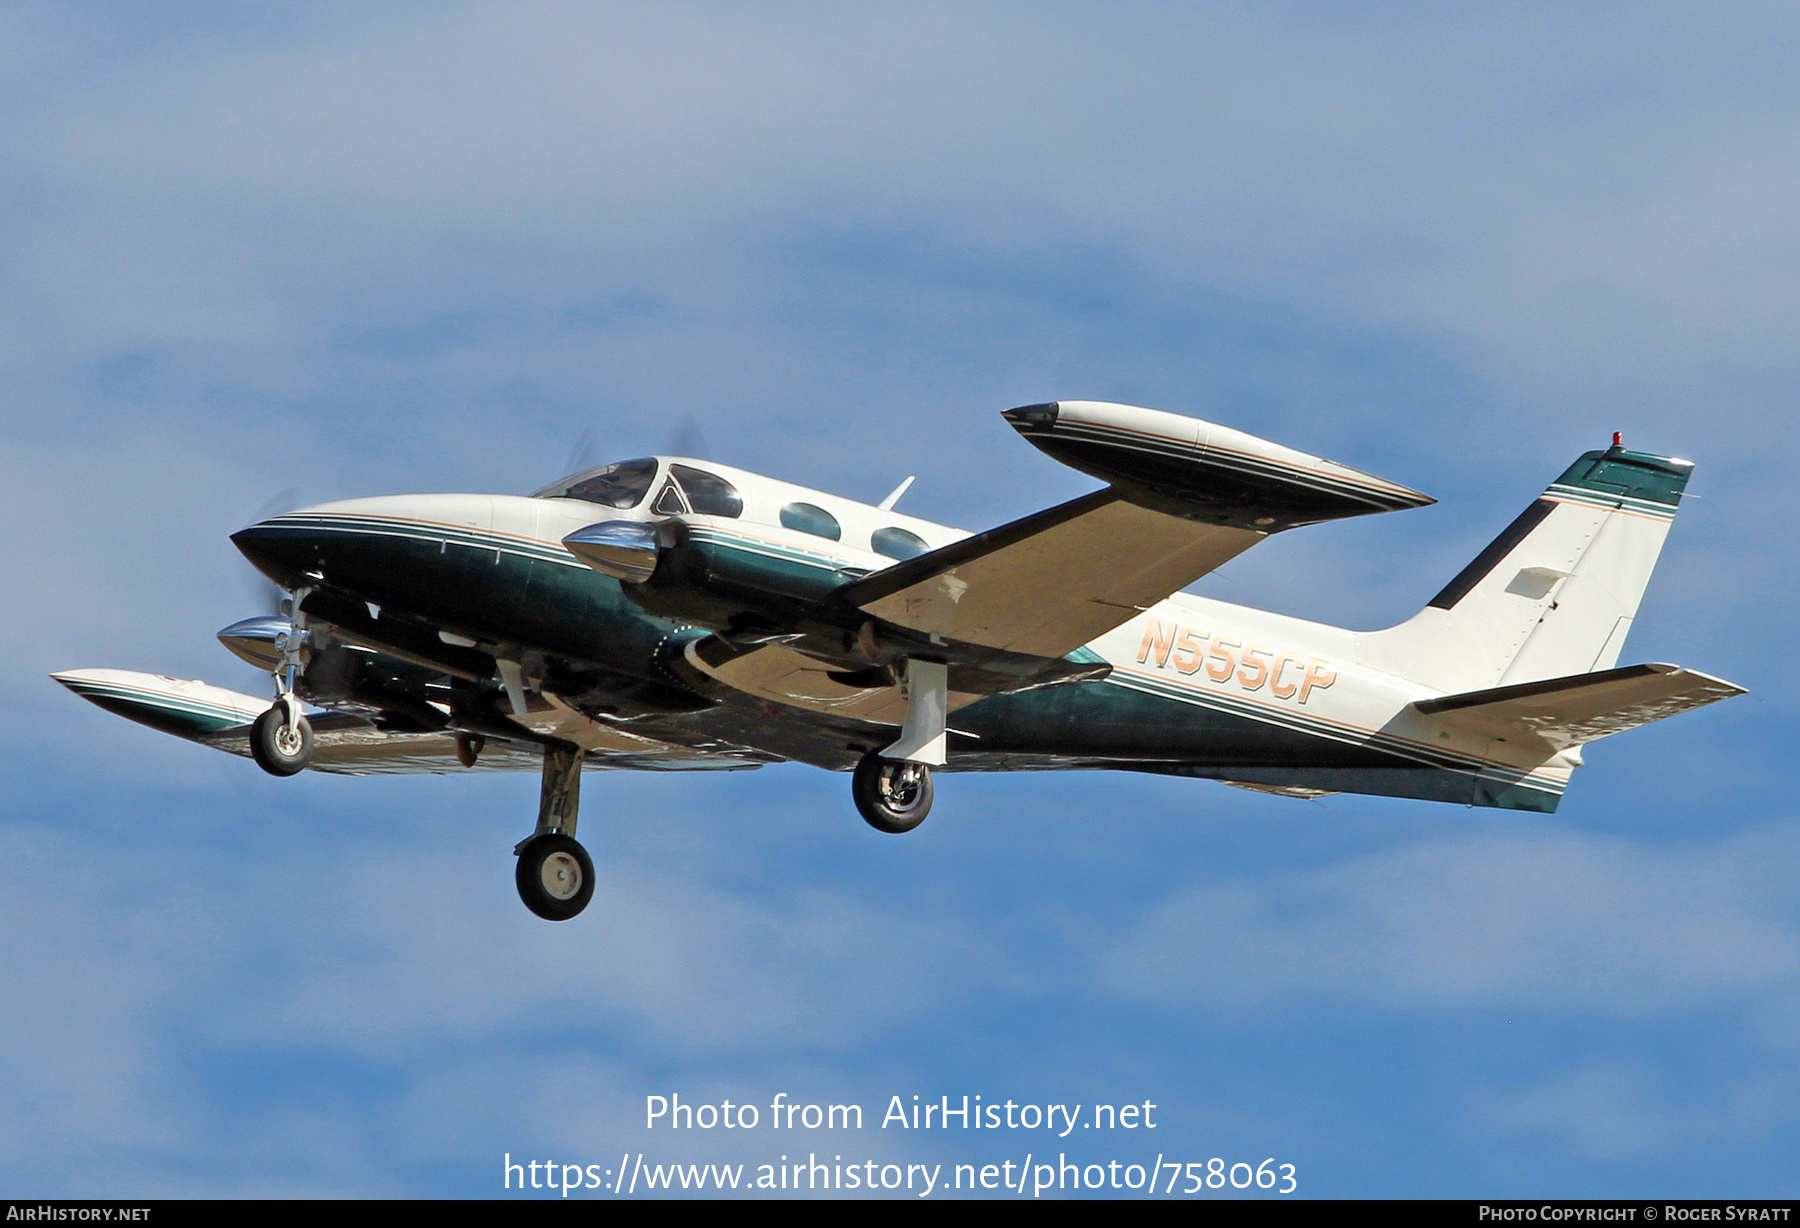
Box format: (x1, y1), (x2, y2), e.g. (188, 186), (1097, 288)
(62, 683), (252, 740)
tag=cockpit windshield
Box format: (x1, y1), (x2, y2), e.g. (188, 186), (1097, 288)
(534, 457), (659, 507)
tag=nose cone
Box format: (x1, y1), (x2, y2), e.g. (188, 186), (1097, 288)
(231, 517), (324, 590)
(231, 494), (497, 592)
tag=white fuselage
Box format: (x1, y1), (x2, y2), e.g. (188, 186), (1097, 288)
(292, 455), (1577, 801)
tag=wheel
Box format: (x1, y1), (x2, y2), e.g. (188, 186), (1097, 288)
(515, 832), (595, 921)
(250, 707), (313, 776)
(852, 752), (933, 834)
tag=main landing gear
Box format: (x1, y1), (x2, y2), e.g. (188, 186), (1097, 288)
(514, 742), (594, 921)
(852, 752), (933, 833)
(849, 655), (950, 835)
(851, 656), (945, 834)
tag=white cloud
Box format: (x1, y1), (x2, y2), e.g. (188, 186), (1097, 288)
(1103, 818), (1800, 1159)
(1478, 1057), (1800, 1161)
(13, 2), (1800, 398)
(0, 826), (203, 1164)
(223, 843), (999, 1055)
(0, 789), (1000, 1190)
(1479, 1062), (1683, 1161)
(1103, 820), (1800, 1015)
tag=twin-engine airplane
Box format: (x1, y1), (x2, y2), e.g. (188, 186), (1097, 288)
(55, 402), (1744, 920)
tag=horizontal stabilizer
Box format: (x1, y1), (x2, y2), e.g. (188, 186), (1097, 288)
(1412, 663), (1745, 750)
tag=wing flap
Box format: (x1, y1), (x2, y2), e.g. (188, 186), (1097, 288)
(1412, 662), (1746, 749)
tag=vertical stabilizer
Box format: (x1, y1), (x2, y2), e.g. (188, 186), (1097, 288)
(1360, 445), (1691, 694)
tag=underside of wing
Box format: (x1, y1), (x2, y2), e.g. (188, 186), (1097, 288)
(51, 669), (767, 775)
(677, 637), (1041, 727)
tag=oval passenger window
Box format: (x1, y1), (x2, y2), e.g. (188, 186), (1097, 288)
(669, 465), (743, 518)
(871, 526), (928, 560)
(780, 502), (841, 541)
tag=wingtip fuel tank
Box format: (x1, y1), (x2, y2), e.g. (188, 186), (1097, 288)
(1004, 400), (1434, 528)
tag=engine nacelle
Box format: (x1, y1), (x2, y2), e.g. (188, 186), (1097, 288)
(1002, 400), (1433, 528)
(217, 611), (462, 731)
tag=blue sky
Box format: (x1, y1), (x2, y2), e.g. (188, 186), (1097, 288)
(2, 1), (1796, 1198)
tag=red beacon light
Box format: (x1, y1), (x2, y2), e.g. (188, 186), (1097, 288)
(1612, 431), (1623, 449)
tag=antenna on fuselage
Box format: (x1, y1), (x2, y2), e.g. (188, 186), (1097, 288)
(878, 475), (915, 511)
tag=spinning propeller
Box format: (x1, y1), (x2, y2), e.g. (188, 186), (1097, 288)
(218, 487), (303, 671)
(554, 414), (712, 486)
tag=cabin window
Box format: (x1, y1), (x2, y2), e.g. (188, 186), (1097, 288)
(669, 465), (744, 518)
(552, 457), (658, 508)
(780, 502), (841, 541)
(872, 526), (929, 560)
(651, 479), (689, 516)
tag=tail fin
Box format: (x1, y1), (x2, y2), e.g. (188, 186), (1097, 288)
(1361, 444), (1692, 693)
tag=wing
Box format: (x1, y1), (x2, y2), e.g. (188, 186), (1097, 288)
(839, 490), (1263, 659)
(836, 401), (1431, 662)
(51, 669), (769, 775)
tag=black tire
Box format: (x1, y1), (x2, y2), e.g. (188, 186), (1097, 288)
(250, 707), (313, 777)
(515, 832), (595, 921)
(852, 752), (933, 834)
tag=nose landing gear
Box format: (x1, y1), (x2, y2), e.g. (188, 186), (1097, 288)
(250, 698), (313, 776)
(252, 591), (316, 777)
(514, 742), (595, 920)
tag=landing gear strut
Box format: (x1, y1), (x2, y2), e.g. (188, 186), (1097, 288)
(251, 588), (315, 777)
(514, 742), (594, 920)
(852, 656), (945, 833)
(852, 752), (933, 833)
